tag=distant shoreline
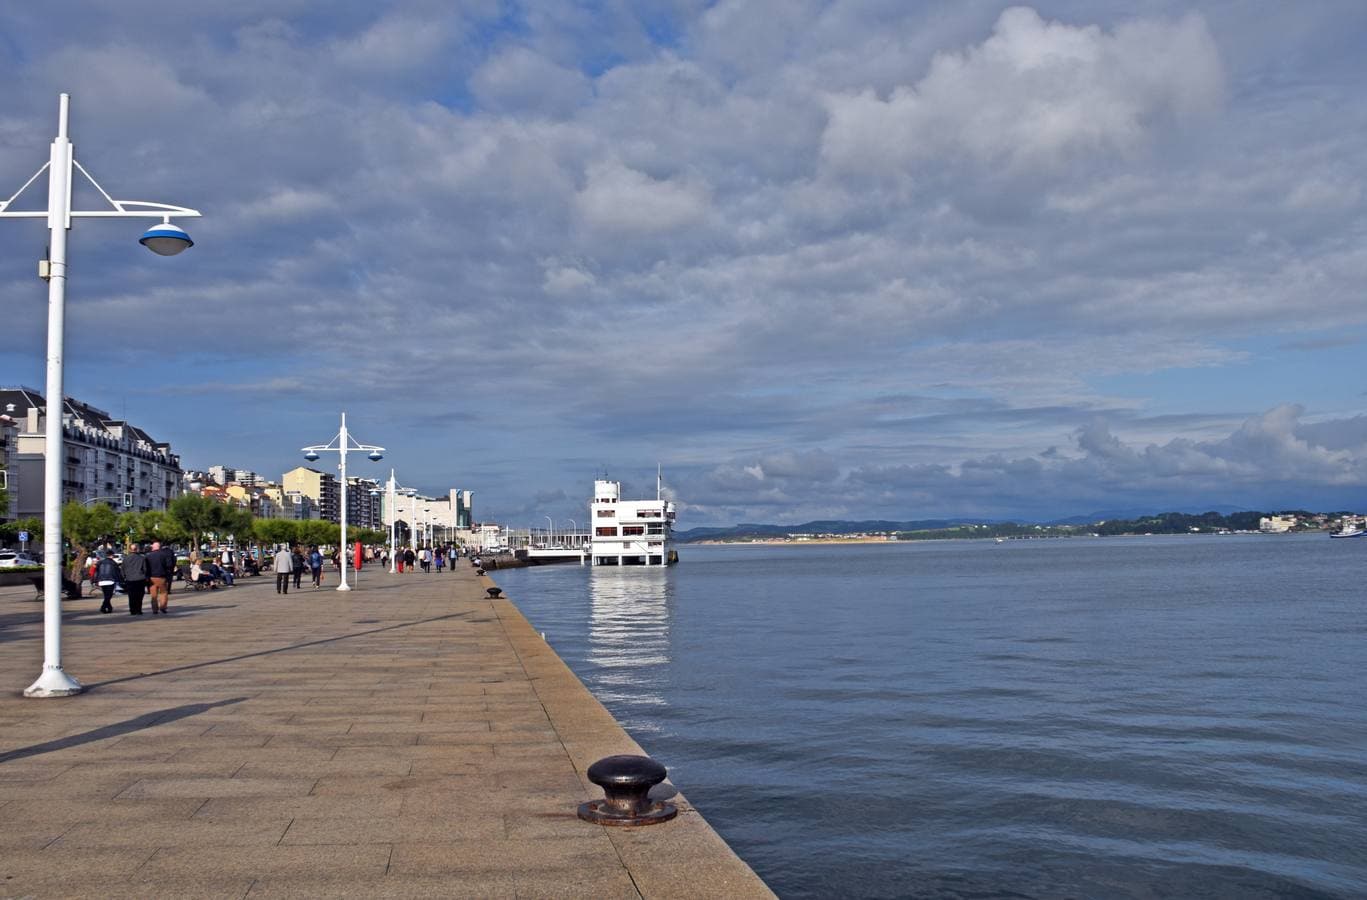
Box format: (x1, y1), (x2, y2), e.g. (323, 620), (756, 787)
(688, 531), (1301, 546)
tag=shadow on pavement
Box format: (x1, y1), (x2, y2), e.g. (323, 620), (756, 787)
(85, 610), (477, 690)
(0, 697), (248, 765)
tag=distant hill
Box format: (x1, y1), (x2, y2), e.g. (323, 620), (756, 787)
(674, 519), (989, 543)
(677, 507), (1269, 542)
(1044, 505), (1255, 526)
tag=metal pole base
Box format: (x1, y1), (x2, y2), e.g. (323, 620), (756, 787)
(336, 582), (351, 592)
(24, 666), (83, 698)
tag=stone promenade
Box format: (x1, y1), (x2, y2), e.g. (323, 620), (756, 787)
(0, 563), (772, 899)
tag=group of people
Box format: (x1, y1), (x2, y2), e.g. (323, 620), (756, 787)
(389, 545), (462, 574)
(84, 541), (474, 608)
(271, 544), (336, 594)
(88, 540), (179, 616)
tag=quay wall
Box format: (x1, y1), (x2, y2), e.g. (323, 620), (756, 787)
(481, 567), (775, 897)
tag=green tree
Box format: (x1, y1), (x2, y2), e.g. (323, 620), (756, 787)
(168, 494), (221, 550)
(299, 520), (340, 548)
(217, 506), (255, 545)
(254, 518), (298, 547)
(0, 515), (42, 547)
(62, 501), (118, 580)
(351, 528), (386, 546)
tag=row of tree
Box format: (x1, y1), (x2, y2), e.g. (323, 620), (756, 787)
(1, 494), (389, 580)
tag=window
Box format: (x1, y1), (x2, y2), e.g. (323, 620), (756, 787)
(597, 509), (615, 517)
(595, 527), (618, 537)
(622, 526), (645, 536)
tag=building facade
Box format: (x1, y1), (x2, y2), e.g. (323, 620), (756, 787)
(1, 387), (182, 518)
(282, 466), (339, 523)
(588, 479), (676, 566)
(453, 489), (473, 528)
(346, 477), (382, 530)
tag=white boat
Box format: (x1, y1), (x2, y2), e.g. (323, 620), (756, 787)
(1330, 517), (1366, 538)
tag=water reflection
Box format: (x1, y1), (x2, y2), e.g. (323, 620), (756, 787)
(587, 568), (673, 729)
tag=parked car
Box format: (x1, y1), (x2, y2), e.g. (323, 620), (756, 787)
(0, 551), (41, 568)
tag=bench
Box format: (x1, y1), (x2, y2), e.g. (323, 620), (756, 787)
(29, 574), (85, 601)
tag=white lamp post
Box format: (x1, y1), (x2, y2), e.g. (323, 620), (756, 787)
(566, 518), (577, 548)
(2, 94), (200, 698)
(301, 412), (383, 592)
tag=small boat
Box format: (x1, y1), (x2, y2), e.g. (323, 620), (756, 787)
(1330, 524), (1366, 538)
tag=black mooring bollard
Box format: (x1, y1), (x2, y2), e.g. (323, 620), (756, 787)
(577, 754), (677, 826)
(486, 587), (502, 598)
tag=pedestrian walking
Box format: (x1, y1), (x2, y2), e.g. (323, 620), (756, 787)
(404, 547), (416, 572)
(420, 546), (432, 573)
(274, 545), (294, 594)
(146, 540), (175, 614)
(95, 550), (121, 614)
(121, 544), (149, 615)
(291, 547), (306, 589)
(434, 548), (444, 573)
(309, 545), (323, 588)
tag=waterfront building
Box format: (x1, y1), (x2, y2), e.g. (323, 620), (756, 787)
(346, 476), (382, 530)
(382, 489), (467, 545)
(454, 489), (473, 528)
(0, 386), (181, 517)
(225, 483), (280, 519)
(283, 466), (339, 523)
(1, 410), (18, 520)
(1259, 515), (1297, 533)
(208, 465), (262, 487)
(589, 478), (676, 566)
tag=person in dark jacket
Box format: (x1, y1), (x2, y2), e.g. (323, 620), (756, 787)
(291, 547), (306, 590)
(95, 551), (122, 614)
(121, 544), (149, 615)
(145, 541), (177, 614)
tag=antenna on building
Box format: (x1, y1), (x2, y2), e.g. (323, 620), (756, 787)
(657, 463), (662, 501)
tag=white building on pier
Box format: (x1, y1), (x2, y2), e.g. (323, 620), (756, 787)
(589, 478), (676, 566)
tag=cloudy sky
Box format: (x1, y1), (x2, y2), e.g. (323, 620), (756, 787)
(3, 2), (1367, 526)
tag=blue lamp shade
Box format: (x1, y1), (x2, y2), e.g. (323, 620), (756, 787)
(304, 450), (320, 462)
(368, 451), (384, 461)
(139, 222), (194, 256)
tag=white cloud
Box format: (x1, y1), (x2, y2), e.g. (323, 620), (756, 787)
(471, 47), (592, 116)
(542, 264), (596, 294)
(820, 7), (1224, 176)
(575, 159), (710, 234)
(331, 13), (454, 71)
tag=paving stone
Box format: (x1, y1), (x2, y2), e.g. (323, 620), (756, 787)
(0, 571), (771, 898)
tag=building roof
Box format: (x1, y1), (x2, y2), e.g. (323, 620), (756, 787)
(0, 386), (170, 449)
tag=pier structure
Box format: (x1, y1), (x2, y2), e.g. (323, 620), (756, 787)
(0, 566), (771, 897)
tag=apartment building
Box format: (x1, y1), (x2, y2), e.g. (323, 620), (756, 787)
(282, 466), (339, 523)
(1, 387), (182, 518)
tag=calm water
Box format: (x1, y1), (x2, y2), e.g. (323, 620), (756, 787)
(493, 535), (1367, 899)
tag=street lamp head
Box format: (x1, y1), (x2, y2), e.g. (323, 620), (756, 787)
(303, 450), (320, 462)
(367, 451), (383, 462)
(139, 221), (194, 256)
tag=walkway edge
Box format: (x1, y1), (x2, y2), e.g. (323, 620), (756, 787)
(490, 592), (776, 899)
